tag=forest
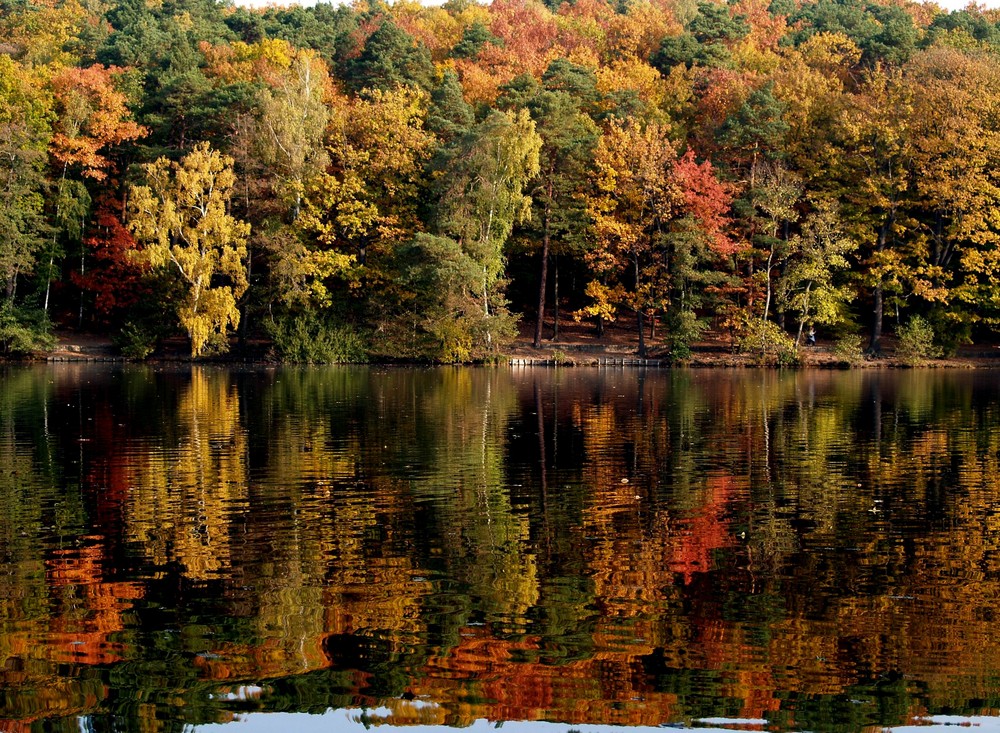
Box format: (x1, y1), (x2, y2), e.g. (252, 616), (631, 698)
(2, 0), (1000, 361)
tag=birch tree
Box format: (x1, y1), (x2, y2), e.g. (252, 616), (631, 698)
(128, 142), (250, 357)
(437, 108), (542, 325)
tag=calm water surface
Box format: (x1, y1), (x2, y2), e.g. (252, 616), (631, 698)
(2, 365), (1000, 732)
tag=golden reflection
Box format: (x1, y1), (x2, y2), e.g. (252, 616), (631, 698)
(5, 368), (1000, 729)
(123, 368), (249, 579)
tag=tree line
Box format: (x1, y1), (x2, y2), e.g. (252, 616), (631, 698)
(3, 0), (1000, 361)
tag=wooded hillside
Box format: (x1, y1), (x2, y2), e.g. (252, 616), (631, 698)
(2, 0), (999, 361)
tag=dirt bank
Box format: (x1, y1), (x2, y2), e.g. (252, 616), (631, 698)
(39, 319), (1000, 368)
(508, 318), (998, 368)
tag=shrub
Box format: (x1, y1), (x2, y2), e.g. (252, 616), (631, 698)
(0, 302), (54, 356)
(735, 316), (799, 366)
(926, 308), (971, 357)
(665, 308), (705, 361)
(895, 315), (943, 366)
(200, 331), (232, 357)
(113, 320), (159, 359)
(268, 311), (368, 364)
(832, 334), (866, 366)
(428, 314), (474, 363)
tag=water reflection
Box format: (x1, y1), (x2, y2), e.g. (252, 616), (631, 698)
(194, 713), (1000, 733)
(2, 365), (1000, 731)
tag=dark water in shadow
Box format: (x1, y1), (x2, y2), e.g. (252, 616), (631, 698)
(2, 364), (1000, 732)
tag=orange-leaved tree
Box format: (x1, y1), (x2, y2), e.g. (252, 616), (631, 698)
(583, 121), (736, 356)
(45, 64), (147, 315)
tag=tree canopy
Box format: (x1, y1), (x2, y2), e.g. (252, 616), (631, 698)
(2, 0), (1000, 360)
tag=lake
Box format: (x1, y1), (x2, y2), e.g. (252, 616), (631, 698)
(2, 364), (1000, 732)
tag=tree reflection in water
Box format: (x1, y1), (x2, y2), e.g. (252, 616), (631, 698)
(2, 365), (1000, 732)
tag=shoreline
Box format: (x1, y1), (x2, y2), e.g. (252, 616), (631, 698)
(28, 331), (1000, 369)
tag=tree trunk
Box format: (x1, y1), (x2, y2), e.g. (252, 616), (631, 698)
(763, 243), (776, 321)
(42, 254), (54, 312)
(533, 247), (548, 347)
(239, 240), (252, 349)
(45, 165), (69, 314)
(869, 283), (883, 353)
(78, 246), (85, 328)
(533, 199), (551, 349)
(634, 255), (646, 357)
(78, 204), (89, 327)
(637, 310), (646, 357)
(868, 216), (891, 353)
(795, 281), (812, 346)
(552, 258), (559, 341)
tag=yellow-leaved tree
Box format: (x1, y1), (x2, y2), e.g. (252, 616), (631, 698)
(128, 142), (250, 356)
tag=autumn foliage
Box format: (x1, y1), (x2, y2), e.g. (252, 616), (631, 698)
(72, 196), (149, 320)
(1, 0), (1000, 359)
